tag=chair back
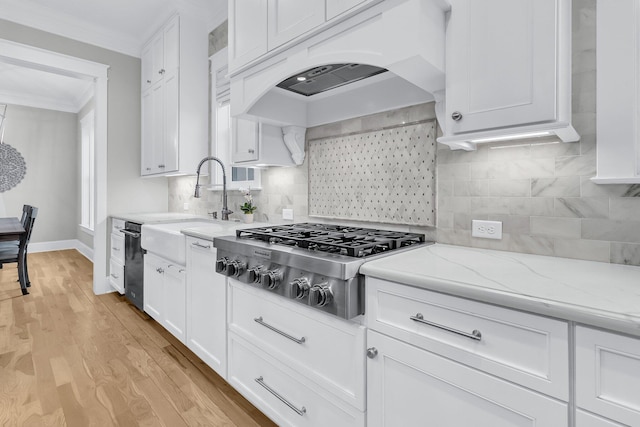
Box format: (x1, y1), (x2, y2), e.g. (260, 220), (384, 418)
(19, 204), (31, 226)
(19, 207), (38, 252)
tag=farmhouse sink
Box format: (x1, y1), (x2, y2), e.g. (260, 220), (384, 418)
(141, 220), (218, 265)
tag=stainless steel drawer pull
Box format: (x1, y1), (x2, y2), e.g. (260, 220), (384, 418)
(254, 316), (306, 344)
(119, 229), (140, 238)
(255, 376), (306, 416)
(110, 273), (119, 279)
(410, 313), (482, 341)
(113, 247), (120, 251)
(191, 241), (211, 249)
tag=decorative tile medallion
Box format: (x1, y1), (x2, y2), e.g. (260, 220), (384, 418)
(0, 143), (27, 192)
(309, 121), (436, 226)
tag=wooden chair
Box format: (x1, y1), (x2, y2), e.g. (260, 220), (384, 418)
(0, 205), (33, 249)
(0, 206), (38, 295)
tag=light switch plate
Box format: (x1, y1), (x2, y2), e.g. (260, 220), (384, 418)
(282, 208), (294, 220)
(183, 202), (189, 211)
(472, 220), (503, 239)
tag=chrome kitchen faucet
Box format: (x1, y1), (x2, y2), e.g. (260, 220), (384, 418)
(194, 156), (233, 220)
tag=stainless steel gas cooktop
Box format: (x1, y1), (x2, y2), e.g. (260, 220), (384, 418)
(214, 223), (432, 319)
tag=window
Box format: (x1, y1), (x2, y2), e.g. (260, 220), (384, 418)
(80, 110), (95, 232)
(210, 48), (260, 190)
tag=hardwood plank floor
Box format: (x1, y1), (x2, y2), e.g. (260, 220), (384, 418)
(0, 250), (277, 427)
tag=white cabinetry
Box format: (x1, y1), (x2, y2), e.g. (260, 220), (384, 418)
(365, 277), (569, 426)
(575, 326), (640, 426)
(367, 330), (567, 427)
(185, 236), (227, 378)
(232, 118), (259, 163)
(140, 14), (208, 176)
(143, 251), (186, 343)
(227, 279), (366, 426)
(267, 0), (325, 50)
(593, 0), (640, 183)
(109, 218), (125, 294)
(228, 0), (381, 73)
(438, 0), (578, 150)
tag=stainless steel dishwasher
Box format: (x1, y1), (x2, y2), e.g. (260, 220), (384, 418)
(120, 221), (144, 310)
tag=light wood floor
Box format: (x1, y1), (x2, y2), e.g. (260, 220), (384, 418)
(0, 250), (277, 427)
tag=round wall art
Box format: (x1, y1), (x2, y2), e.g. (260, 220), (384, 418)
(0, 142), (26, 192)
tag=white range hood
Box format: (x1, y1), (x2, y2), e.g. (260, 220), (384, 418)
(229, 0), (449, 129)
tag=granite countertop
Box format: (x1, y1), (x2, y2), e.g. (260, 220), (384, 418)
(360, 243), (640, 337)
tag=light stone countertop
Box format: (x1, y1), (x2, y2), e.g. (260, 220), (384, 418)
(111, 212), (211, 224)
(360, 243), (640, 337)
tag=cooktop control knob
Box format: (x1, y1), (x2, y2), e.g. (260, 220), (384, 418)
(309, 283), (333, 307)
(260, 269), (283, 289)
(290, 278), (310, 299)
(226, 260), (247, 277)
(215, 257), (229, 274)
(247, 266), (264, 283)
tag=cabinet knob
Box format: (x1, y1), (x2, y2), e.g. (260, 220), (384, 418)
(248, 149), (255, 154)
(451, 111), (463, 121)
(366, 347), (378, 359)
(158, 164), (165, 168)
(146, 79), (151, 83)
(159, 69), (165, 75)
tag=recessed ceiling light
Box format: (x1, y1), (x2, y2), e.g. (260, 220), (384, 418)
(296, 76), (306, 82)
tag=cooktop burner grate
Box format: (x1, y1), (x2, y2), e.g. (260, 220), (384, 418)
(236, 223), (425, 257)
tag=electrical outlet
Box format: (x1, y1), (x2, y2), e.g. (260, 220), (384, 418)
(471, 220), (503, 240)
(183, 202), (189, 211)
(282, 208), (294, 220)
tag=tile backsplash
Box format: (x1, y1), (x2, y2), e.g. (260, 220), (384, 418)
(308, 120), (436, 226)
(169, 0), (640, 266)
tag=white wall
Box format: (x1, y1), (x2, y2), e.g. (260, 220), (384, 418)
(1, 104), (78, 243)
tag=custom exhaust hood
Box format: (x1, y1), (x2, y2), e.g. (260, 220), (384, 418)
(229, 0), (449, 132)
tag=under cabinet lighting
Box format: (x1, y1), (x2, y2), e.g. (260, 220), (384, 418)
(296, 76), (306, 81)
(470, 131), (553, 144)
(489, 141), (560, 150)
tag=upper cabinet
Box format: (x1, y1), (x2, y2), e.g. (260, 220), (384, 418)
(140, 14), (208, 177)
(437, 0), (579, 150)
(267, 0), (325, 50)
(592, 0), (640, 184)
(228, 0), (381, 73)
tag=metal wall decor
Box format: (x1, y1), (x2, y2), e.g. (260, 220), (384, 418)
(0, 105), (27, 192)
(0, 142), (27, 192)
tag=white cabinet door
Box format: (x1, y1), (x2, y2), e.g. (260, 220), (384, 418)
(445, 0), (557, 135)
(162, 71), (179, 173)
(162, 16), (180, 77)
(186, 238), (227, 378)
(229, 0), (268, 70)
(163, 263), (186, 343)
(141, 42), (154, 92)
(149, 33), (164, 87)
(326, 0), (366, 20)
(141, 87), (157, 175)
(232, 118), (259, 163)
(267, 0), (325, 50)
(143, 253), (165, 322)
(576, 326), (640, 426)
(576, 410), (627, 427)
(366, 330), (567, 427)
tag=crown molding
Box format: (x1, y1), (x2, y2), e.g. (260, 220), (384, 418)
(0, 0), (228, 58)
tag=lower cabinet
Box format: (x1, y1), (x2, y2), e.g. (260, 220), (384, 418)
(143, 251), (186, 343)
(227, 279), (366, 426)
(228, 332), (365, 427)
(185, 236), (227, 378)
(366, 330), (567, 427)
(575, 326), (640, 426)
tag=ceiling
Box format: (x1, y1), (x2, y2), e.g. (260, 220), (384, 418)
(0, 0), (227, 114)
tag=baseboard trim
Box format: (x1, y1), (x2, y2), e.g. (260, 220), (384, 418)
(29, 239), (94, 262)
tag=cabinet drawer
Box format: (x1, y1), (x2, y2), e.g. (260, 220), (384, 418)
(228, 332), (364, 427)
(111, 218), (125, 234)
(228, 279), (366, 410)
(365, 278), (569, 400)
(576, 326), (640, 426)
(109, 258), (124, 294)
(110, 233), (125, 264)
(576, 410), (626, 427)
(367, 330), (567, 427)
